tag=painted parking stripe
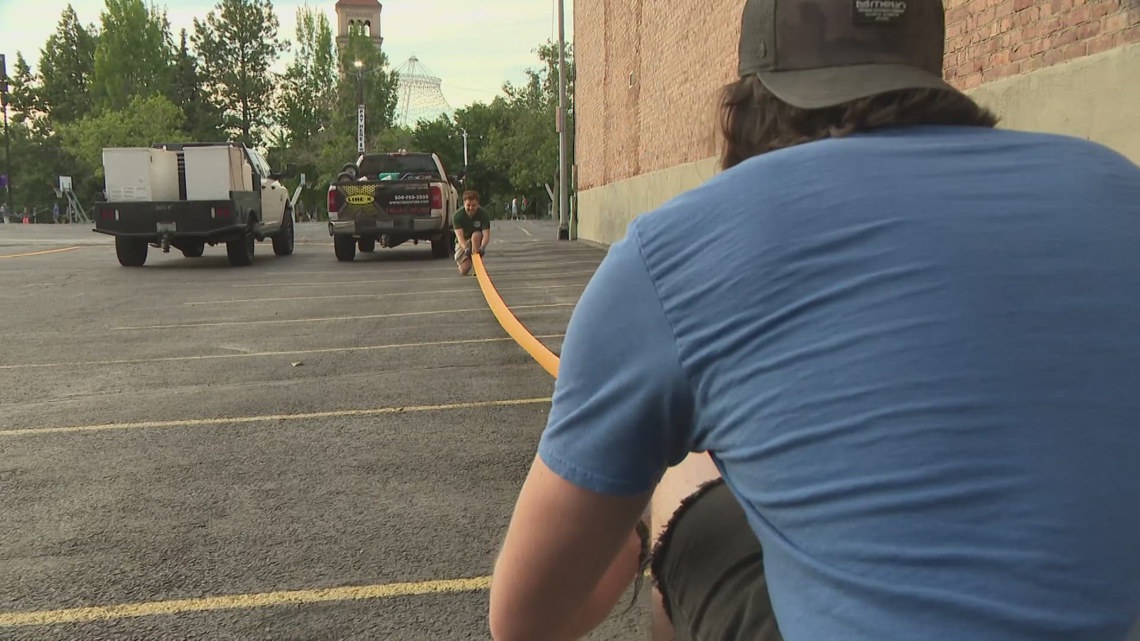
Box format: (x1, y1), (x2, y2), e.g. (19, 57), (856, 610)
(0, 335), (566, 370)
(185, 284), (586, 306)
(112, 303), (575, 330)
(0, 246), (82, 259)
(231, 269), (598, 288)
(0, 397), (552, 437)
(0, 575), (493, 627)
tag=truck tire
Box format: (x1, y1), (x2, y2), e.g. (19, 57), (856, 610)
(272, 212), (295, 256)
(358, 237), (376, 253)
(334, 234), (356, 262)
(431, 233), (450, 259)
(116, 237), (148, 267)
(181, 242), (205, 258)
(227, 232), (255, 267)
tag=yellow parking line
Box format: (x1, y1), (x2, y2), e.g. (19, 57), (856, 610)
(0, 397), (552, 437)
(0, 246), (82, 259)
(113, 303), (575, 330)
(233, 269), (598, 288)
(0, 575), (492, 627)
(0, 335), (566, 370)
(185, 284), (585, 306)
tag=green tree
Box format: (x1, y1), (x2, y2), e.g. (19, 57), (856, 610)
(91, 0), (176, 111)
(276, 5), (337, 147)
(4, 53), (41, 124)
(411, 115), (463, 176)
(192, 0), (289, 145)
(170, 29), (223, 140)
(37, 5), (99, 124)
(4, 121), (70, 216)
(57, 94), (188, 176)
(336, 28), (398, 139)
(451, 100), (515, 211)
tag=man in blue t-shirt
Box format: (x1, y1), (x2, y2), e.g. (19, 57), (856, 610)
(488, 1), (1140, 640)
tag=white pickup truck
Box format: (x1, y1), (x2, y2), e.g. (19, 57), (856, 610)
(93, 142), (295, 267)
(326, 151), (460, 261)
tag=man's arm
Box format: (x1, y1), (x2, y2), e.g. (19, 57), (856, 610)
(489, 221), (695, 640)
(490, 456), (649, 641)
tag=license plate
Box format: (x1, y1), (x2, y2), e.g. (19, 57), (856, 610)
(157, 222), (177, 233)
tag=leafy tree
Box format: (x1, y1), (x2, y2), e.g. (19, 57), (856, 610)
(91, 0), (175, 112)
(335, 28), (398, 139)
(57, 94), (188, 176)
(170, 29), (223, 140)
(457, 107), (520, 213)
(276, 5), (336, 147)
(4, 53), (41, 124)
(411, 115), (463, 177)
(192, 0), (289, 145)
(3, 121), (74, 216)
(37, 5), (99, 124)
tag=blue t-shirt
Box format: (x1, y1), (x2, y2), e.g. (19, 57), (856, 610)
(538, 126), (1140, 641)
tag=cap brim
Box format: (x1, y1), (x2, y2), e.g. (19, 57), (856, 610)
(756, 63), (958, 110)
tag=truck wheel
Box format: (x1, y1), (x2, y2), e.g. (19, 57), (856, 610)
(358, 237), (376, 253)
(272, 213), (295, 256)
(181, 242), (205, 258)
(333, 234), (356, 262)
(227, 232), (255, 266)
(431, 234), (450, 258)
(116, 237), (148, 267)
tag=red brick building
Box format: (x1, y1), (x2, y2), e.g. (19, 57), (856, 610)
(573, 0), (1140, 244)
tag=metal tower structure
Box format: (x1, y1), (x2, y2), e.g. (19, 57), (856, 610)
(393, 56), (454, 128)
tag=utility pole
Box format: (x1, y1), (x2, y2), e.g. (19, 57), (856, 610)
(556, 0), (570, 240)
(0, 53), (11, 217)
(354, 60), (366, 153)
(459, 127), (469, 185)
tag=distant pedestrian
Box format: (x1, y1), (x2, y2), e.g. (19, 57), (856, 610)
(52, 202), (61, 224)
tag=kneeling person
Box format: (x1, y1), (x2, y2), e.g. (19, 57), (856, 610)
(453, 190), (491, 275)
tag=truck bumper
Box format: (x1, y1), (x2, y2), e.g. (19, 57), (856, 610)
(92, 198), (257, 242)
(329, 214), (446, 237)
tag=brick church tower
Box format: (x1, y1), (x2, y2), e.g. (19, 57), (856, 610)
(335, 0), (383, 49)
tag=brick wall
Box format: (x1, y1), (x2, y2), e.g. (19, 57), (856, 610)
(575, 0), (1140, 191)
(944, 0), (1140, 89)
(576, 0), (741, 190)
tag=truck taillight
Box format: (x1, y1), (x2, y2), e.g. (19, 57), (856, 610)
(327, 188), (338, 213)
(100, 208), (116, 221)
(430, 185), (442, 209)
(213, 206), (231, 218)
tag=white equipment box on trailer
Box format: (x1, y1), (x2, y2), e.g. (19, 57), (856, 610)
(102, 148), (180, 202)
(183, 146), (253, 200)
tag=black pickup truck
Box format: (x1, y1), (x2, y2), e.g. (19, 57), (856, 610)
(325, 151), (460, 262)
(94, 142), (295, 267)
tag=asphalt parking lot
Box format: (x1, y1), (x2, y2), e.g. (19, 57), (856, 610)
(0, 219), (646, 640)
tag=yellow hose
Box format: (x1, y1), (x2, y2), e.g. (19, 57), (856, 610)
(472, 252), (560, 378)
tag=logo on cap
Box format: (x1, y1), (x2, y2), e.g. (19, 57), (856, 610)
(854, 0), (907, 24)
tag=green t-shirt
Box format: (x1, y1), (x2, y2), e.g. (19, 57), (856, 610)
(453, 207), (492, 236)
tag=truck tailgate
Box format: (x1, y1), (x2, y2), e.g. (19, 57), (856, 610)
(333, 180), (434, 218)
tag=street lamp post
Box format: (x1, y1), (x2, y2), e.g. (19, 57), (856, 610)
(556, 0), (570, 240)
(354, 60), (365, 153)
(460, 128), (469, 179)
(0, 53), (12, 216)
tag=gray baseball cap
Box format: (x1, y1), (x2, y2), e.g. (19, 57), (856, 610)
(738, 0), (957, 109)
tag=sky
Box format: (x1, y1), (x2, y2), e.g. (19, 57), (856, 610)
(0, 0), (574, 110)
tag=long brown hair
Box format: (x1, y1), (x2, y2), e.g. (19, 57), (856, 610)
(719, 75), (999, 170)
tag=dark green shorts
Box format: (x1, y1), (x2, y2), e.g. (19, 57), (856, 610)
(650, 479), (783, 641)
